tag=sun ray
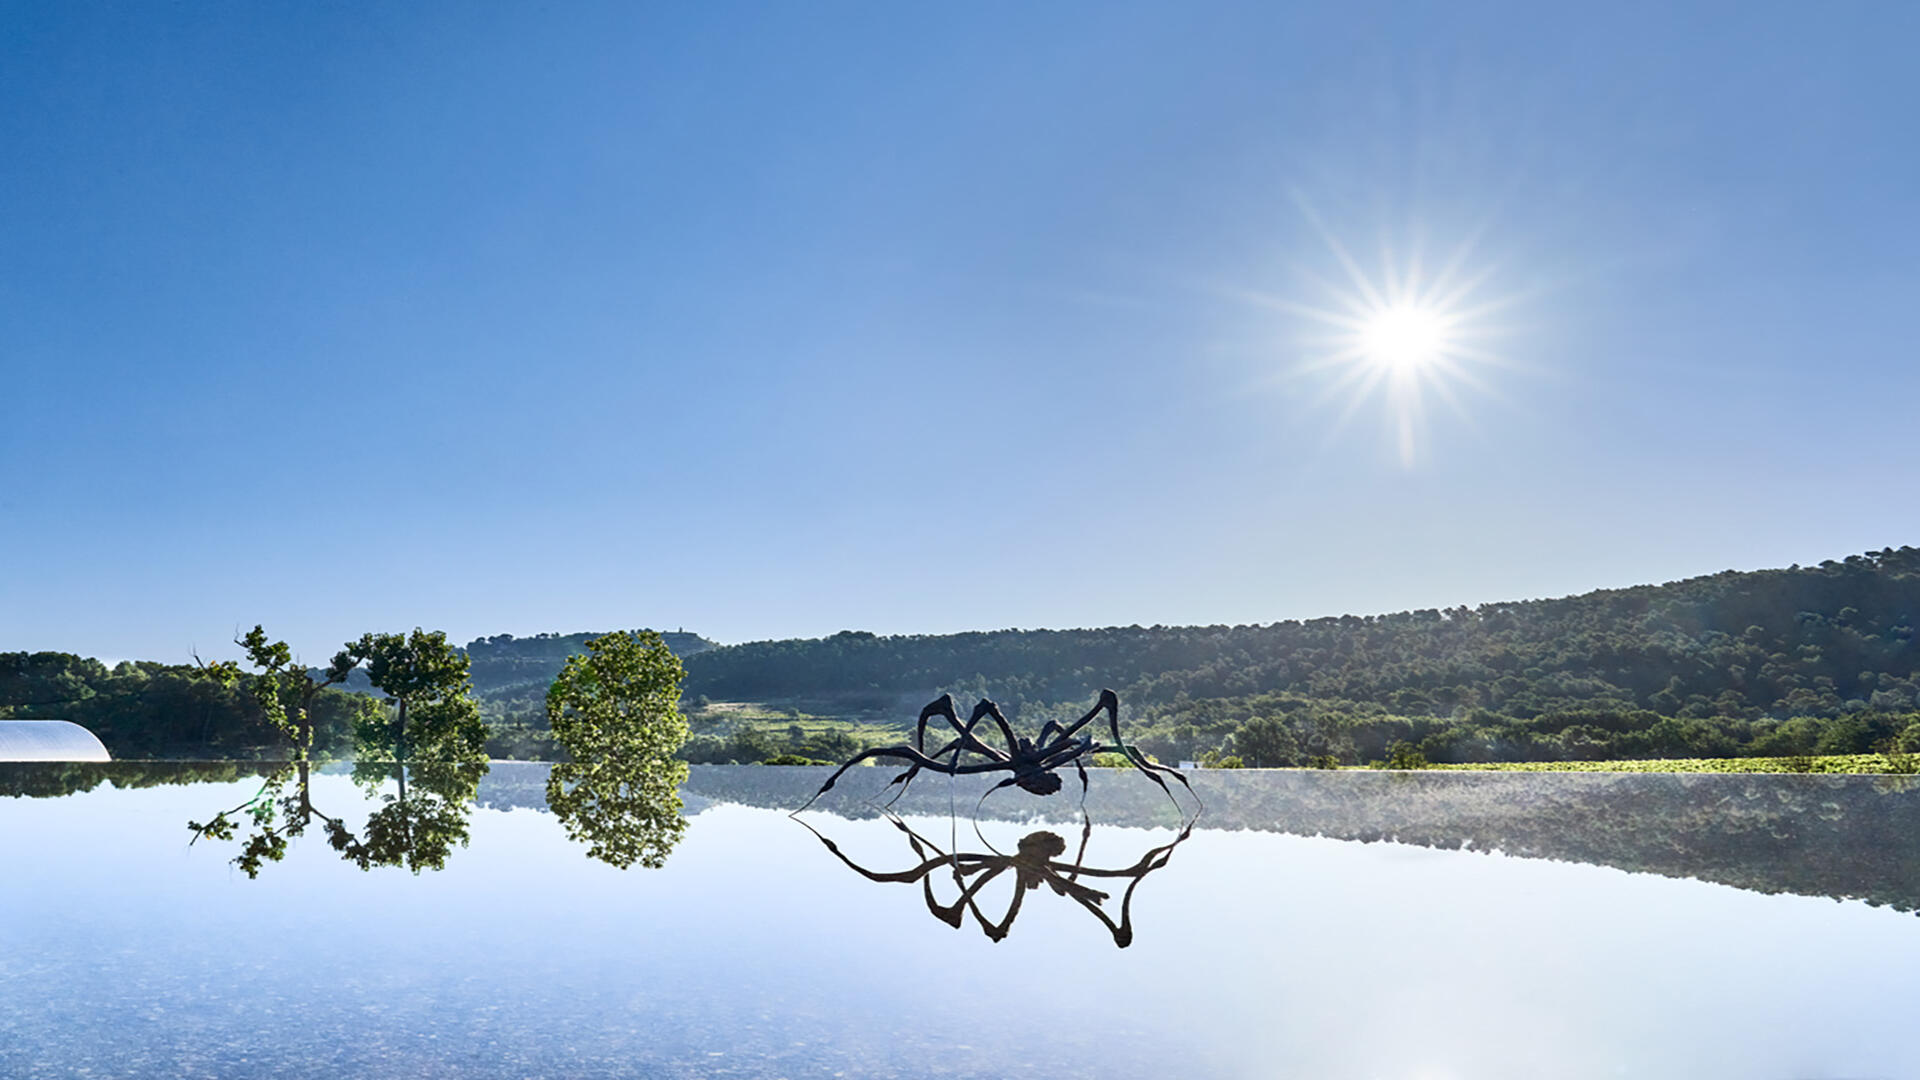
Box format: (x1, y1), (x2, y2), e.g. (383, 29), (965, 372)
(1289, 190), (1392, 312)
(1277, 204), (1524, 466)
(1320, 366), (1393, 443)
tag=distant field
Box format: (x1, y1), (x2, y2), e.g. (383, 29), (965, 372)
(1418, 754), (1920, 775)
(689, 706), (905, 737)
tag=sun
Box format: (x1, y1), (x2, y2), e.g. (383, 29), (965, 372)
(1359, 303), (1451, 375)
(1260, 209), (1516, 467)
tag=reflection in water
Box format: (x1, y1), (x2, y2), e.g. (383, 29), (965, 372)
(0, 760), (276, 799)
(341, 760), (486, 872)
(182, 752), (688, 877)
(13, 763), (1920, 1080)
(799, 810), (1192, 947)
(687, 764), (1920, 914)
(0, 758), (1906, 909)
(187, 760), (487, 877)
(545, 755), (687, 870)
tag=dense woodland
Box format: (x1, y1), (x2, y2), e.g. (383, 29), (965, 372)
(0, 630), (713, 760)
(6, 549), (1918, 764)
(673, 547), (1920, 766)
(464, 631), (713, 758)
(0, 653), (378, 758)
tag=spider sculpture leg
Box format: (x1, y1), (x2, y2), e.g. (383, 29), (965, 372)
(1043, 822), (1194, 948)
(793, 813), (980, 928)
(795, 744), (1014, 812)
(1081, 689), (1204, 813)
(880, 697), (1013, 808)
(1023, 689), (1203, 815)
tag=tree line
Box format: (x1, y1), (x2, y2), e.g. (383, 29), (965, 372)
(6, 548), (1918, 766)
(675, 547), (1920, 765)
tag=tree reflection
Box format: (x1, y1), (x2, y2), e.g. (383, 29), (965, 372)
(340, 760), (486, 872)
(188, 759), (487, 877)
(797, 810), (1192, 947)
(188, 761), (348, 878)
(545, 755), (686, 869)
(188, 627), (490, 877)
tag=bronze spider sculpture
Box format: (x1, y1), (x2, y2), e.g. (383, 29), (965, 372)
(797, 809), (1192, 947)
(797, 688), (1199, 815)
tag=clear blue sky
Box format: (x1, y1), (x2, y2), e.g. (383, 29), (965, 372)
(4, 2), (1916, 664)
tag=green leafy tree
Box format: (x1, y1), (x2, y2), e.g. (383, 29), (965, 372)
(544, 630), (691, 869)
(187, 627), (488, 877)
(726, 724), (780, 764)
(1234, 716), (1301, 767)
(342, 629), (487, 763)
(223, 626), (367, 759)
(1383, 741), (1430, 770)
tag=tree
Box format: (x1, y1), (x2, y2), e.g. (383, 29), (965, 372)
(726, 724), (780, 764)
(544, 630), (691, 869)
(228, 625), (367, 758)
(1383, 741), (1429, 770)
(1234, 716), (1301, 767)
(341, 629), (487, 763)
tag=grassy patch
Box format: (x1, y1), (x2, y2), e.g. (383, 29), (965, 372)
(1422, 753), (1920, 775)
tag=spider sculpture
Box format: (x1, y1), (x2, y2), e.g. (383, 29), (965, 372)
(796, 809), (1192, 947)
(797, 688), (1199, 815)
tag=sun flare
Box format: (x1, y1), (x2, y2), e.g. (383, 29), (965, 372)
(1359, 303), (1450, 375)
(1263, 208), (1517, 467)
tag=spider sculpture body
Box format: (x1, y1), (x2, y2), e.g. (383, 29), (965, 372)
(798, 689), (1198, 813)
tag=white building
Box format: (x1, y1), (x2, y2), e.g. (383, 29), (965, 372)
(0, 720), (112, 762)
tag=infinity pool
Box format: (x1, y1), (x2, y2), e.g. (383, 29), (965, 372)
(5, 763), (1918, 1079)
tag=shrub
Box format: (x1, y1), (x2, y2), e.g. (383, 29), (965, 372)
(1384, 742), (1429, 770)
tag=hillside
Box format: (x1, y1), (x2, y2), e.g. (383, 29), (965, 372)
(460, 631), (716, 757)
(7, 551), (1918, 765)
(676, 547), (1920, 765)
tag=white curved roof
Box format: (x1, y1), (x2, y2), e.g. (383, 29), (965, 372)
(0, 720), (111, 761)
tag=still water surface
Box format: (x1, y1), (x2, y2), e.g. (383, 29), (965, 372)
(4, 763), (1918, 1079)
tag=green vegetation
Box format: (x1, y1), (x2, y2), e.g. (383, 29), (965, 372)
(197, 626), (364, 758)
(7, 547), (1920, 768)
(543, 630), (691, 869)
(342, 629), (488, 765)
(188, 759), (488, 878)
(467, 630), (713, 757)
(1425, 753), (1920, 774)
(181, 630), (490, 877)
(1, 650), (376, 759)
(677, 547), (1920, 768)
(1382, 742), (1431, 770)
(760, 753), (831, 766)
(677, 716), (880, 766)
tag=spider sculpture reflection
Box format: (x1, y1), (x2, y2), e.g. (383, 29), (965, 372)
(797, 689), (1198, 815)
(797, 809), (1192, 947)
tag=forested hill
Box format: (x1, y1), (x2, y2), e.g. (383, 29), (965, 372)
(320, 630), (716, 699)
(463, 631), (715, 699)
(0, 630), (718, 760)
(9, 553), (1919, 765)
(683, 547), (1920, 725)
